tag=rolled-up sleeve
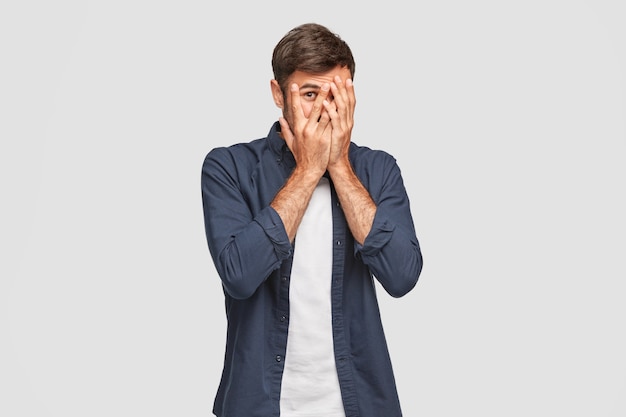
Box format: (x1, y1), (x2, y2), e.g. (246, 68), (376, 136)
(354, 153), (423, 297)
(201, 148), (291, 300)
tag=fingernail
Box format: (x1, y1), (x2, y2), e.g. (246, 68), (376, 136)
(322, 83), (330, 91)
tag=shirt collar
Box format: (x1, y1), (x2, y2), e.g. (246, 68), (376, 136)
(267, 121), (284, 155)
(267, 121), (295, 168)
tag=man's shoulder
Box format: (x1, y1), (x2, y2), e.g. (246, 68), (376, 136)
(209, 136), (267, 155)
(204, 122), (281, 169)
(204, 136), (269, 165)
(349, 142), (397, 165)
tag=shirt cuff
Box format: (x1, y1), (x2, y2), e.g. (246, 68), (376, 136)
(254, 207), (292, 259)
(355, 214), (395, 257)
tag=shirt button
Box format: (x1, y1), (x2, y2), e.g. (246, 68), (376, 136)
(281, 276), (288, 282)
(336, 240), (342, 246)
(275, 355), (282, 362)
(280, 315), (287, 322)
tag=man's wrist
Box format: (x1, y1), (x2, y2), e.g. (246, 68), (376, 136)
(327, 158), (353, 178)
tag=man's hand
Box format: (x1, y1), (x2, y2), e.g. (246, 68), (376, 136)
(279, 82), (333, 176)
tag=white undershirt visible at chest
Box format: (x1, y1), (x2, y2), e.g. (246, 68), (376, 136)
(280, 177), (345, 417)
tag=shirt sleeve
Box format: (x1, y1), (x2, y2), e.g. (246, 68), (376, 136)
(201, 148), (292, 300)
(354, 154), (423, 297)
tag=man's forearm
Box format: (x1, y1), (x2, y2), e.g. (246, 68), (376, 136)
(328, 162), (376, 245)
(271, 167), (323, 243)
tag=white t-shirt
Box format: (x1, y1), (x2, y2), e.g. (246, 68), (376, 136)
(279, 177), (346, 417)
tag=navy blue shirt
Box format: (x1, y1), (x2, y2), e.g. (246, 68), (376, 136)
(201, 122), (423, 417)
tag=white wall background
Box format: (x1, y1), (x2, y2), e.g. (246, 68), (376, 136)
(1, 1), (624, 416)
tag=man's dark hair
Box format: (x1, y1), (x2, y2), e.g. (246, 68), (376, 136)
(272, 23), (356, 95)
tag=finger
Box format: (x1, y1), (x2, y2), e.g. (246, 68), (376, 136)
(317, 108), (333, 138)
(332, 76), (349, 105)
(322, 99), (337, 121)
(325, 96), (337, 113)
(330, 77), (354, 126)
(319, 101), (333, 124)
(330, 79), (348, 122)
(308, 83), (331, 125)
(329, 85), (348, 133)
(345, 78), (356, 116)
(289, 83), (304, 123)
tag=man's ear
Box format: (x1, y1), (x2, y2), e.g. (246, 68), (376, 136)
(270, 79), (284, 109)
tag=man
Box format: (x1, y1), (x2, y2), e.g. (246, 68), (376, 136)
(201, 23), (423, 417)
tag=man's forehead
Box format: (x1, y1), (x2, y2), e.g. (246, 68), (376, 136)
(288, 67), (351, 87)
